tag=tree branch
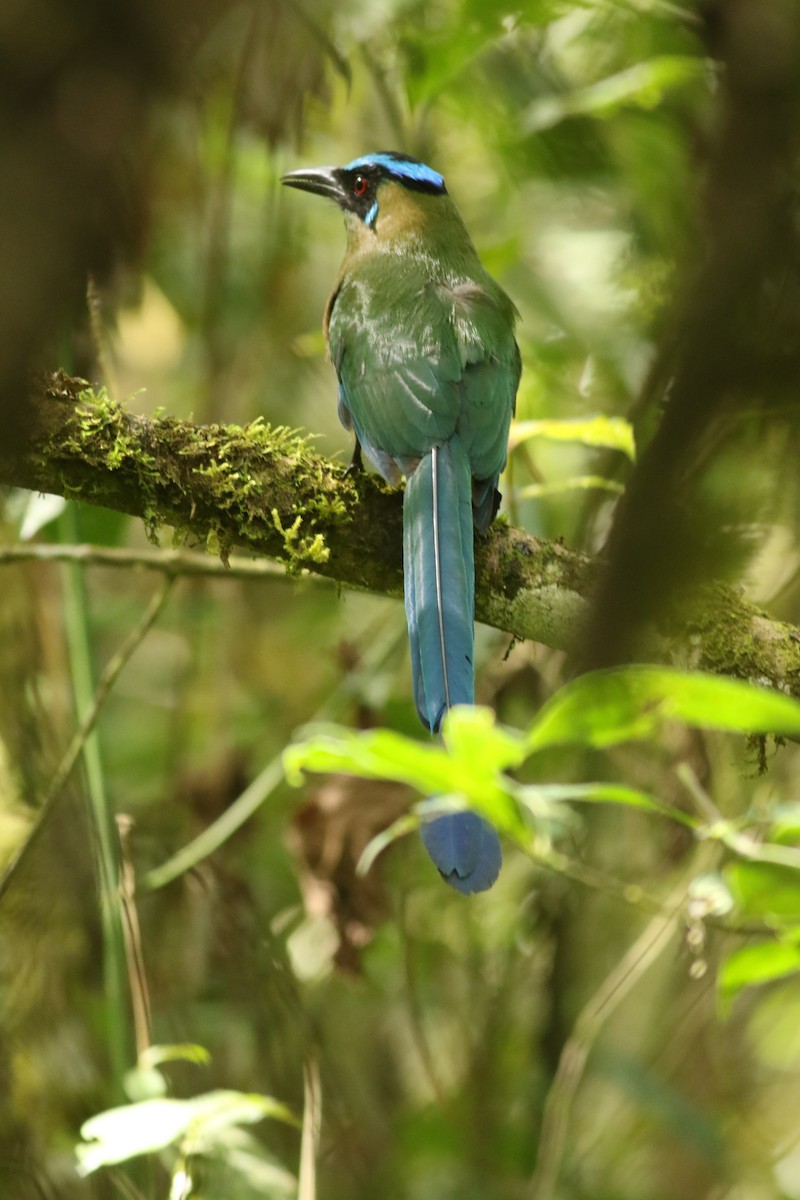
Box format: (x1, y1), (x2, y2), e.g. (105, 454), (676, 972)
(5, 372), (800, 699)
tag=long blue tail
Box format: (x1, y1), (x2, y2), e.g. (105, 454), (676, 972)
(402, 437), (502, 894)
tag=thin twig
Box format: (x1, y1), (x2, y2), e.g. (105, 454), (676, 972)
(678, 763), (800, 871)
(298, 1058), (321, 1200)
(117, 814), (152, 1059)
(0, 542), (290, 581)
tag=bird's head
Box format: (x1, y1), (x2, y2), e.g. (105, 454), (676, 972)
(282, 152), (459, 251)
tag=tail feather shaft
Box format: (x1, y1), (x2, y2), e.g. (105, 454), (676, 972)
(403, 439), (474, 732)
(403, 437), (502, 893)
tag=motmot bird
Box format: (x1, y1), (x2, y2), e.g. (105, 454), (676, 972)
(282, 152), (520, 893)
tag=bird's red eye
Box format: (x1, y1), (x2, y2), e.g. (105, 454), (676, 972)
(354, 175), (368, 197)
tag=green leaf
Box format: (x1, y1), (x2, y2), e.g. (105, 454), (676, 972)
(77, 1099), (197, 1174)
(724, 861), (800, 925)
(523, 56), (708, 132)
(517, 781), (697, 828)
(285, 708), (525, 817)
(285, 725), (458, 794)
(766, 804), (800, 845)
(719, 940), (800, 1013)
(510, 416), (636, 459)
(76, 1090), (298, 1176)
(286, 707), (533, 850)
(185, 1091), (298, 1141)
(519, 475), (625, 498)
(440, 705), (527, 774)
(140, 1043), (212, 1069)
(528, 668), (800, 753)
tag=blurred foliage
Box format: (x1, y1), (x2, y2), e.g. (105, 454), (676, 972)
(2, 1), (800, 1199)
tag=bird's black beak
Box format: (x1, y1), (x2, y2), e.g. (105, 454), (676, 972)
(281, 165), (346, 204)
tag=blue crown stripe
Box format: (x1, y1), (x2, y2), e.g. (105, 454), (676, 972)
(345, 154), (445, 192)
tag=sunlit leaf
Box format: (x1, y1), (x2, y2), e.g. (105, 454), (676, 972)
(76, 1090), (298, 1176)
(77, 1099), (195, 1174)
(440, 705), (527, 773)
(725, 862), (800, 925)
(510, 415), (635, 459)
(523, 56), (708, 131)
(517, 781), (697, 827)
(140, 1044), (212, 1069)
(285, 708), (523, 813)
(719, 940), (800, 1014)
(519, 474), (625, 498)
(285, 724), (474, 796)
(766, 804), (800, 846)
(528, 668), (800, 752)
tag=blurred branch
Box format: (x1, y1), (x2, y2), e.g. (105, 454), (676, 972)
(4, 372), (800, 700)
(0, 542), (289, 580)
(581, 0), (800, 667)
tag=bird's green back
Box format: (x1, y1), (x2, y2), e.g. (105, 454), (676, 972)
(327, 180), (519, 485)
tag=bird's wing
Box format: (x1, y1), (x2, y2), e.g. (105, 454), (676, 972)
(328, 258), (519, 484)
(449, 281), (521, 484)
(328, 264), (462, 476)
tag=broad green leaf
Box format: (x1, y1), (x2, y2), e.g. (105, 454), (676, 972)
(185, 1091), (297, 1140)
(510, 416), (635, 459)
(285, 708), (522, 814)
(766, 804), (800, 845)
(523, 56), (708, 131)
(77, 1099), (196, 1174)
(440, 705), (527, 774)
(287, 708), (535, 865)
(719, 941), (800, 1013)
(528, 668), (800, 753)
(517, 781), (697, 827)
(284, 725), (460, 794)
(141, 1044), (212, 1069)
(77, 1090), (297, 1176)
(725, 861), (800, 925)
(519, 475), (625, 498)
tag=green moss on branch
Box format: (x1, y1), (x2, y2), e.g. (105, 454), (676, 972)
(4, 372), (800, 699)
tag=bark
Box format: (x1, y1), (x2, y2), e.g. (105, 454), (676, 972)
(3, 371), (800, 699)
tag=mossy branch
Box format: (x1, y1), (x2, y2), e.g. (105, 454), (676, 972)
(4, 372), (800, 699)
